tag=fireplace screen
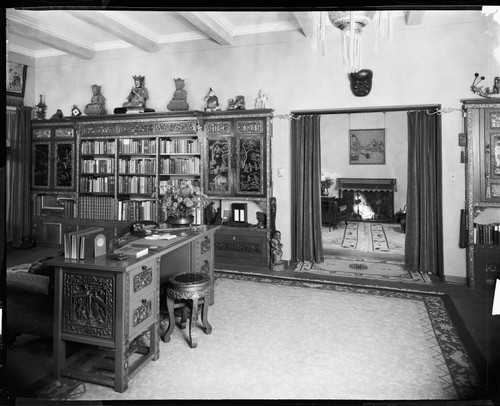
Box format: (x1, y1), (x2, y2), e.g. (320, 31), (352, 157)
(337, 178), (397, 222)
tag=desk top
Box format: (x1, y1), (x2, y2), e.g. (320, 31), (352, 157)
(47, 225), (221, 272)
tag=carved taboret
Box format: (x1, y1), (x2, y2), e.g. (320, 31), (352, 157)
(161, 272), (212, 348)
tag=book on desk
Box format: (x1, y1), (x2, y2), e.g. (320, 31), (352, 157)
(113, 244), (149, 258)
(64, 227), (105, 260)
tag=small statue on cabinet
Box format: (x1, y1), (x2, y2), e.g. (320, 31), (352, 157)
(50, 109), (64, 120)
(167, 78), (189, 111)
(84, 84), (107, 115)
(204, 202), (217, 225)
(256, 211), (266, 228)
(123, 75), (149, 108)
(270, 230), (285, 272)
(255, 90), (269, 109)
(227, 95), (246, 110)
(203, 87), (221, 112)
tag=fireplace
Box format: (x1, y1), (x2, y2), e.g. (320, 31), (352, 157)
(337, 178), (397, 222)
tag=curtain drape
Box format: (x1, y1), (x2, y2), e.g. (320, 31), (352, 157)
(6, 107), (32, 247)
(405, 110), (442, 275)
(291, 114), (324, 263)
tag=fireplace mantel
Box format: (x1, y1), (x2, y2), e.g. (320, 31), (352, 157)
(336, 178), (397, 192)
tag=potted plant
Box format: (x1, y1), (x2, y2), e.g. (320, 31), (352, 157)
(321, 175), (334, 196)
(161, 181), (208, 227)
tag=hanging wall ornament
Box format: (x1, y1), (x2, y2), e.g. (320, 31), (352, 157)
(348, 69), (373, 97)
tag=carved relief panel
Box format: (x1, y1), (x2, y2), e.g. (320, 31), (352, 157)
(204, 116), (267, 198)
(62, 272), (114, 339)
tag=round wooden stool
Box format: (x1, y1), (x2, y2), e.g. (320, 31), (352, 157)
(161, 272), (212, 348)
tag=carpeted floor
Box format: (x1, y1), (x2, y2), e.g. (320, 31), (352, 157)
(49, 273), (482, 401)
(295, 256), (431, 284)
(323, 221), (405, 263)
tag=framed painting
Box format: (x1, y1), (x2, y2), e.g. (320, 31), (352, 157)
(7, 62), (27, 97)
(349, 128), (385, 165)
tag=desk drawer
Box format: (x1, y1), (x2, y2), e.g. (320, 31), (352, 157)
(129, 260), (155, 302)
(129, 290), (155, 339)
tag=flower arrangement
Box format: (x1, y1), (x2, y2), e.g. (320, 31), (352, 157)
(321, 177), (334, 189)
(161, 181), (208, 219)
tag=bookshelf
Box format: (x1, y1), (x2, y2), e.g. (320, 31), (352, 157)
(463, 99), (500, 289)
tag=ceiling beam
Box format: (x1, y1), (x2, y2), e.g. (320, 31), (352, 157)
(68, 11), (159, 53)
(178, 12), (233, 46)
(404, 11), (425, 26)
(7, 15), (95, 60)
(293, 12), (315, 38)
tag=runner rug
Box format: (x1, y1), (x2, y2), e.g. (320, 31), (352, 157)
(322, 221), (405, 256)
(295, 257), (431, 284)
(57, 274), (481, 401)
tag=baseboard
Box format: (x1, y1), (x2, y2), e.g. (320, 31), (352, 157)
(443, 275), (468, 285)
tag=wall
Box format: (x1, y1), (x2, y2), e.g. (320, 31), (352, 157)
(9, 11), (500, 281)
(320, 112), (408, 212)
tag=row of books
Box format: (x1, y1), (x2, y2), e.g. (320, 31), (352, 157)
(160, 157), (200, 175)
(473, 223), (500, 245)
(81, 140), (117, 155)
(80, 176), (115, 193)
(118, 158), (157, 174)
(118, 199), (159, 221)
(81, 158), (115, 174)
(159, 139), (200, 154)
(118, 176), (156, 194)
(64, 227), (105, 259)
(118, 138), (157, 154)
(78, 196), (115, 220)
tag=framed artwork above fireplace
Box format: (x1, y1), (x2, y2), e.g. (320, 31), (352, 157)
(349, 128), (385, 165)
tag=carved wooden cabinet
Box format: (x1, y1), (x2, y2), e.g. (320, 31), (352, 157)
(463, 99), (500, 289)
(52, 255), (160, 392)
(32, 121), (76, 191)
(202, 109), (274, 267)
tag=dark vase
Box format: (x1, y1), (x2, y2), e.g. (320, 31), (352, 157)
(321, 187), (329, 196)
(167, 215), (194, 228)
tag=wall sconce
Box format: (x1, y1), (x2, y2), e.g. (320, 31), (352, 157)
(36, 94), (47, 120)
(231, 203), (247, 224)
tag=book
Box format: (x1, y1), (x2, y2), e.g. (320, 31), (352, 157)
(114, 244), (149, 258)
(64, 227), (105, 259)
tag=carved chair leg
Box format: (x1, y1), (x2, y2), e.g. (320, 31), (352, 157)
(179, 304), (188, 329)
(201, 299), (212, 335)
(188, 298), (198, 348)
(161, 297), (175, 343)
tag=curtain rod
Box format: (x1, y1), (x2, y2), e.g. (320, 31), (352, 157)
(290, 104), (441, 116)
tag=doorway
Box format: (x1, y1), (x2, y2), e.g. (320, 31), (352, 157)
(320, 110), (407, 266)
(290, 104), (443, 279)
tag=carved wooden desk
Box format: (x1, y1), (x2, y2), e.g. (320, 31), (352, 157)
(48, 225), (219, 392)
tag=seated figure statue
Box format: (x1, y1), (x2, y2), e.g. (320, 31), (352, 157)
(84, 84), (106, 115)
(123, 75), (149, 108)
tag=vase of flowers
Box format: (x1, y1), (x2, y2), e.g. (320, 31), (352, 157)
(321, 174), (334, 196)
(161, 181), (208, 227)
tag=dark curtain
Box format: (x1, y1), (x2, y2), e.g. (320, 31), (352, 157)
(405, 110), (443, 275)
(291, 114), (324, 263)
(6, 107), (32, 247)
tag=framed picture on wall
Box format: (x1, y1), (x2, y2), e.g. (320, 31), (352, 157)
(7, 62), (27, 97)
(349, 128), (385, 165)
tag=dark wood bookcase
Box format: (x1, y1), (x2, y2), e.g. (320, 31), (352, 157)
(463, 99), (500, 289)
(31, 110), (274, 268)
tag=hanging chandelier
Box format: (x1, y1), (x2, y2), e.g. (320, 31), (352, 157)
(312, 11), (393, 73)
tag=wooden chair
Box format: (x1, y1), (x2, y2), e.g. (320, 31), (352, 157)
(161, 272), (212, 348)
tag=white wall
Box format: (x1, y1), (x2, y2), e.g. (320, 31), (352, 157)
(10, 11), (500, 280)
(320, 112), (408, 212)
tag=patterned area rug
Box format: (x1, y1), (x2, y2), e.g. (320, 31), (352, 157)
(65, 274), (482, 401)
(322, 222), (405, 256)
(295, 256), (431, 284)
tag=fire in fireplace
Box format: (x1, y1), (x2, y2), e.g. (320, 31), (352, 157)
(337, 178), (397, 222)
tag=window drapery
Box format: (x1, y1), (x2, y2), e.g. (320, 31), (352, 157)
(405, 110), (443, 275)
(6, 107), (32, 247)
(291, 114), (324, 263)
